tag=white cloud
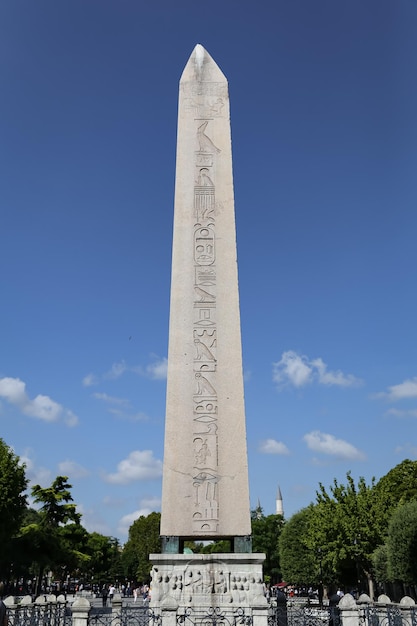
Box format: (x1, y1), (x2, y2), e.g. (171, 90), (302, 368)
(259, 439), (290, 455)
(139, 495), (161, 510)
(146, 357), (168, 380)
(0, 377), (78, 426)
(58, 460), (89, 479)
(24, 394), (62, 421)
(273, 351), (312, 388)
(93, 392), (149, 422)
(19, 450), (52, 486)
(82, 373), (98, 387)
(84, 355), (168, 388)
(394, 444), (417, 456)
(93, 392), (130, 407)
(379, 377), (417, 401)
(118, 509), (151, 538)
(104, 450), (163, 484)
(272, 351), (361, 390)
(104, 360), (128, 380)
(78, 504), (112, 537)
(304, 430), (365, 461)
(107, 408), (149, 422)
(117, 496), (161, 539)
(65, 411), (79, 427)
(386, 408), (417, 418)
(311, 358), (360, 387)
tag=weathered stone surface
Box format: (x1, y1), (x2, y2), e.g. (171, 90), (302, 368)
(150, 554), (267, 609)
(160, 45), (251, 539)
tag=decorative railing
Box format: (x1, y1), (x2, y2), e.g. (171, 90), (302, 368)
(268, 604), (341, 626)
(5, 596), (71, 626)
(4, 592), (417, 626)
(177, 607), (253, 626)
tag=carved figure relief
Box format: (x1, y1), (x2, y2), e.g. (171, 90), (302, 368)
(196, 168), (214, 186)
(194, 438), (211, 465)
(191, 113), (220, 532)
(194, 421), (218, 435)
(194, 373), (216, 397)
(196, 153), (213, 167)
(195, 268), (216, 287)
(194, 166), (215, 221)
(194, 307), (216, 327)
(194, 285), (215, 302)
(181, 81), (228, 99)
(151, 563), (265, 608)
(183, 96), (225, 119)
(197, 121), (221, 153)
(194, 227), (215, 265)
(194, 338), (215, 361)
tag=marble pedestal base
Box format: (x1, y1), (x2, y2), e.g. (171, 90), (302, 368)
(149, 553), (267, 610)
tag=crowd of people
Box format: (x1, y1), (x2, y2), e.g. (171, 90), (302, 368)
(99, 583), (150, 606)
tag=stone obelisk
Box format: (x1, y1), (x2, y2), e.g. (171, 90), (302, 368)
(160, 44), (251, 545)
(151, 46), (266, 615)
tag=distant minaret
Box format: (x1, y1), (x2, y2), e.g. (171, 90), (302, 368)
(276, 485), (284, 517)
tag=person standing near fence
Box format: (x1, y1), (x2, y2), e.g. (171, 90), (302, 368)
(0, 599), (7, 626)
(101, 585), (108, 607)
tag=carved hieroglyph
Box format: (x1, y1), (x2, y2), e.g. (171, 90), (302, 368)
(149, 554), (267, 609)
(160, 45), (251, 538)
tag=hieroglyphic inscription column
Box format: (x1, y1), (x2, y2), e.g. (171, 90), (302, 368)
(160, 45), (251, 542)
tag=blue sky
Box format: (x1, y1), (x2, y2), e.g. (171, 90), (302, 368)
(1, 0), (416, 543)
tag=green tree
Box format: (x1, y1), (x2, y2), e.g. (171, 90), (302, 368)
(374, 460), (417, 532)
(0, 438), (28, 576)
(122, 512), (161, 583)
(20, 476), (83, 594)
(201, 540), (231, 554)
(86, 532), (121, 584)
(251, 511), (284, 583)
(372, 543), (389, 591)
(279, 506), (317, 586)
(310, 472), (382, 598)
(386, 500), (417, 593)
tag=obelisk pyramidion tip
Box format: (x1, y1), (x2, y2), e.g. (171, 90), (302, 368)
(194, 43), (205, 69)
(180, 44), (227, 85)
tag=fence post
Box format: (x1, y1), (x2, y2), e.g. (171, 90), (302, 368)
(252, 606), (269, 626)
(339, 592), (361, 626)
(398, 596), (415, 626)
(160, 606), (179, 626)
(71, 597), (91, 626)
(112, 594), (123, 626)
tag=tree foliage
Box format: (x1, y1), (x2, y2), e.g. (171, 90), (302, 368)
(20, 476), (84, 593)
(309, 472), (382, 595)
(86, 532), (122, 583)
(32, 476), (81, 526)
(372, 543), (389, 585)
(374, 460), (417, 533)
(251, 511), (284, 583)
(122, 512), (161, 583)
(386, 500), (417, 585)
(279, 506), (317, 585)
(0, 438), (28, 575)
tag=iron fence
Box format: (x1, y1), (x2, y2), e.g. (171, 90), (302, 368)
(87, 605), (161, 626)
(268, 604), (341, 626)
(177, 607), (252, 626)
(6, 601), (71, 626)
(359, 605), (417, 626)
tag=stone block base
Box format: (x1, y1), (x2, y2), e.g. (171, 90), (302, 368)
(149, 553), (267, 609)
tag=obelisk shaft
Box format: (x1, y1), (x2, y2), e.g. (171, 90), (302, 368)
(160, 45), (251, 539)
